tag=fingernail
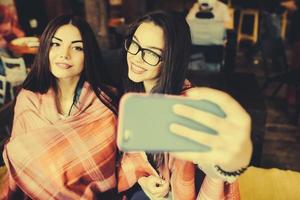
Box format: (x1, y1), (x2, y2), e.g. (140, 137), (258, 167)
(172, 104), (181, 113)
(169, 123), (177, 132)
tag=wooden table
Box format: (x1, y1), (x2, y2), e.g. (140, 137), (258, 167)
(7, 37), (39, 67)
(8, 42), (38, 55)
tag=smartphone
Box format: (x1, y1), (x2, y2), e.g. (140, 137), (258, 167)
(117, 93), (226, 152)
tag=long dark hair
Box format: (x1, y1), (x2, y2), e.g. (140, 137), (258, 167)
(122, 11), (192, 169)
(22, 14), (117, 114)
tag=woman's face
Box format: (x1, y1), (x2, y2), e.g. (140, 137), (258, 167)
(49, 24), (84, 82)
(127, 22), (165, 84)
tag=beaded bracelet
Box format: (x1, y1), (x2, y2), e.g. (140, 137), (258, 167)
(214, 165), (248, 177)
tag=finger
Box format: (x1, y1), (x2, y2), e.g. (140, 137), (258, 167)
(149, 182), (170, 197)
(142, 188), (162, 200)
(155, 182), (170, 197)
(148, 176), (165, 185)
(173, 104), (250, 137)
(147, 185), (166, 197)
(143, 177), (161, 196)
(173, 103), (228, 132)
(173, 104), (251, 145)
(185, 87), (250, 125)
(169, 123), (219, 149)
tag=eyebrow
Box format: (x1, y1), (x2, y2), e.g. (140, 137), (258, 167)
(52, 36), (83, 44)
(133, 35), (163, 52)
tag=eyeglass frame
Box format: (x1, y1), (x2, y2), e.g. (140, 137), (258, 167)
(124, 38), (163, 66)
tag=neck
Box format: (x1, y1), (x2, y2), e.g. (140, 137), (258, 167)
(57, 78), (80, 99)
(56, 77), (80, 115)
(143, 79), (158, 93)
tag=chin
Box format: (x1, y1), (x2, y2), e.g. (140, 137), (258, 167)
(128, 72), (143, 83)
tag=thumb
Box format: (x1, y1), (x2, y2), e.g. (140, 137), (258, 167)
(149, 176), (165, 187)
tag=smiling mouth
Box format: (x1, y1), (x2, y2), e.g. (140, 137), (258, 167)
(131, 63), (146, 74)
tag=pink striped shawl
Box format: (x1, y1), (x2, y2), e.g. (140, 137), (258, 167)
(1, 83), (117, 199)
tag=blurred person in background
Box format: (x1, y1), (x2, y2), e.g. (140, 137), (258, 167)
(0, 4), (24, 75)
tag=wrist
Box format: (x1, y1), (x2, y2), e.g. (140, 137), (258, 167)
(213, 165), (248, 183)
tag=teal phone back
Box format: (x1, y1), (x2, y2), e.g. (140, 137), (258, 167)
(117, 93), (226, 152)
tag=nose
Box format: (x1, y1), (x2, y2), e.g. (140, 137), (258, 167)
(59, 45), (70, 59)
(60, 55), (69, 59)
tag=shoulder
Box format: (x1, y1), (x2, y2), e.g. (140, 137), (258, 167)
(213, 2), (231, 22)
(16, 89), (40, 103)
(214, 1), (229, 14)
(215, 1), (228, 9)
(214, 1), (230, 15)
(14, 89), (41, 114)
(180, 79), (193, 95)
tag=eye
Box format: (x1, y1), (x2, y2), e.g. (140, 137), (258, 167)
(50, 42), (60, 47)
(128, 40), (136, 47)
(72, 46), (83, 51)
(131, 40), (138, 46)
(145, 50), (160, 58)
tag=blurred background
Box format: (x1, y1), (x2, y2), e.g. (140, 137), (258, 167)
(0, 0), (300, 172)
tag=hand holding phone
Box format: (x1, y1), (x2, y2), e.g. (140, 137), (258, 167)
(168, 87), (252, 174)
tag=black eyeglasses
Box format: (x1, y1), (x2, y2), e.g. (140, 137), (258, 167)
(124, 39), (163, 66)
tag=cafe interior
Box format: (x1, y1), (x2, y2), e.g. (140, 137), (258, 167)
(0, 0), (300, 199)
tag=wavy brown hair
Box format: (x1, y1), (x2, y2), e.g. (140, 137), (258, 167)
(22, 14), (118, 114)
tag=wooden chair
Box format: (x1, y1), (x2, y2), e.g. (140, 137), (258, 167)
(281, 11), (288, 40)
(237, 9), (259, 50)
(260, 37), (300, 124)
(0, 56), (27, 100)
(0, 75), (7, 105)
(260, 37), (289, 96)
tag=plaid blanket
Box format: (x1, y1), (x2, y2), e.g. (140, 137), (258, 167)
(118, 152), (240, 200)
(1, 83), (117, 199)
(118, 152), (196, 200)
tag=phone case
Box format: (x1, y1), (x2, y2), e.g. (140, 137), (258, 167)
(117, 93), (226, 152)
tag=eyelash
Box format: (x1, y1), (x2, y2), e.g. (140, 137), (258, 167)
(50, 42), (83, 51)
(73, 46), (83, 51)
(50, 42), (59, 47)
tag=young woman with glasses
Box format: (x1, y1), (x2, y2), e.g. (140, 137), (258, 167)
(118, 11), (252, 200)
